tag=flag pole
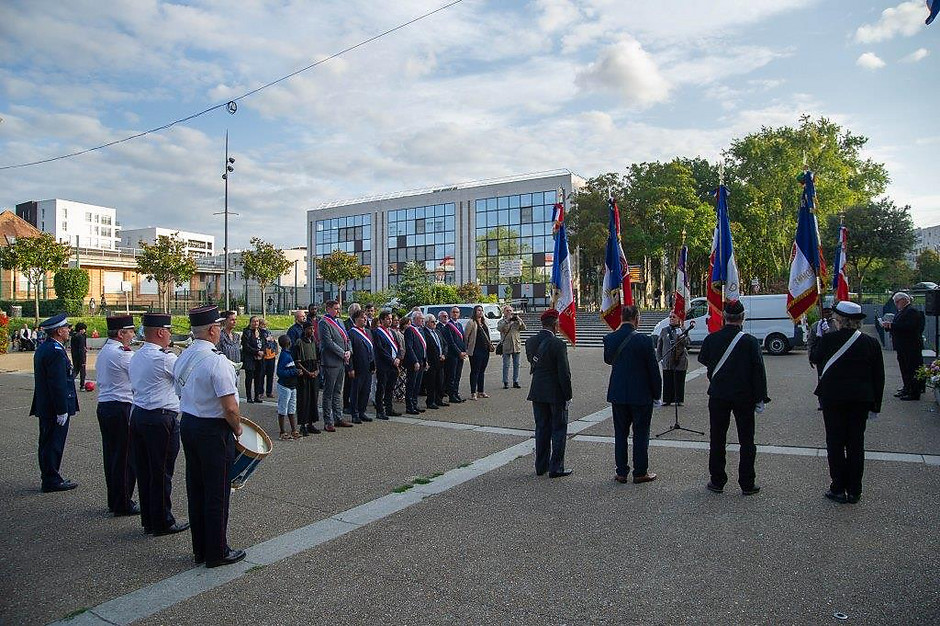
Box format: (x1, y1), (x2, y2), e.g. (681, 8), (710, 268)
(804, 156), (825, 324)
(718, 161), (725, 306)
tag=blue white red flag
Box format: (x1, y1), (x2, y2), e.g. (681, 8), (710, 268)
(928, 0), (939, 25)
(672, 245), (690, 322)
(833, 223), (849, 302)
(707, 185), (740, 332)
(551, 201), (576, 344)
(600, 196), (632, 330)
(786, 170), (825, 321)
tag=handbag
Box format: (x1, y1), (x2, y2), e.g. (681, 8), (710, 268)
(495, 340), (504, 355)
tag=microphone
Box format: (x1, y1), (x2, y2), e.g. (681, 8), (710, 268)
(678, 320), (695, 337)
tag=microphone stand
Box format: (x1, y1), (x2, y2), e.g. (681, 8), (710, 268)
(656, 325), (704, 438)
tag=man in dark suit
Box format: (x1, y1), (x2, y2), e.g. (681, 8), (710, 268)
(441, 309), (467, 403)
(882, 292), (925, 400)
(342, 303), (362, 416)
(404, 311), (428, 415)
(811, 300), (885, 504)
(603, 305), (662, 484)
(423, 314), (446, 410)
(372, 310), (401, 420)
(525, 309), (573, 478)
(30, 313), (80, 492)
(347, 309), (375, 424)
(697, 300), (768, 496)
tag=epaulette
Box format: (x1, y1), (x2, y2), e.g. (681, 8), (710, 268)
(160, 348), (171, 354)
(212, 349), (223, 354)
(53, 344), (64, 351)
(121, 346), (132, 352)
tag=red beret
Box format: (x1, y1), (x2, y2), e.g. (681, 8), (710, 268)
(540, 309), (560, 323)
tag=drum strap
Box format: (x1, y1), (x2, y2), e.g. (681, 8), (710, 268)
(175, 350), (215, 395)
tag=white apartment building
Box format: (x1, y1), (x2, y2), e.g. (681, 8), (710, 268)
(15, 199), (119, 250)
(120, 227), (215, 257)
(909, 225), (940, 265)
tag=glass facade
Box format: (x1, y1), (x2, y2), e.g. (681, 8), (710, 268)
(313, 213), (372, 300)
(474, 190), (559, 305)
(386, 202), (456, 286)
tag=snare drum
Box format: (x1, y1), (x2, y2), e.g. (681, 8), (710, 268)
(230, 416), (273, 490)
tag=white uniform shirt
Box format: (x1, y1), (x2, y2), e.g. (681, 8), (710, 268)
(173, 339), (238, 418)
(96, 339), (134, 403)
(130, 342), (180, 412)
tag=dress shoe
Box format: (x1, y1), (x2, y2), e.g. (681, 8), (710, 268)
(741, 485), (761, 496)
(360, 415), (373, 422)
(206, 548), (246, 568)
(503, 383), (509, 389)
(614, 475), (630, 484)
(406, 409), (421, 415)
(254, 397), (263, 403)
(448, 396), (461, 403)
(324, 425), (336, 432)
(388, 410), (403, 417)
(900, 394), (921, 401)
(154, 521), (190, 536)
(351, 418), (362, 424)
(846, 493), (861, 504)
(894, 390), (905, 398)
(549, 469), (573, 478)
(114, 501), (141, 516)
(633, 473), (657, 484)
(706, 482), (724, 494)
(42, 479), (78, 493)
(336, 420), (354, 427)
(426, 404), (439, 410)
(375, 414), (389, 420)
(417, 408), (426, 413)
(512, 382), (521, 389)
(825, 489), (847, 503)
(308, 425), (321, 434)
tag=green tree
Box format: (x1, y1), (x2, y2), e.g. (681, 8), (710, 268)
(0, 233), (71, 324)
(53, 268), (90, 316)
(395, 261), (435, 308)
(456, 282), (484, 303)
(568, 173), (626, 306)
(241, 237), (291, 317)
(430, 282), (459, 304)
(824, 200), (915, 292)
(317, 249), (370, 306)
(136, 234), (198, 313)
(915, 249), (940, 283)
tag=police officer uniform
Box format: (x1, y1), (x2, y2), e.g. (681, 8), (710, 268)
(30, 313), (79, 492)
(130, 313), (189, 535)
(174, 306), (245, 567)
(96, 315), (138, 515)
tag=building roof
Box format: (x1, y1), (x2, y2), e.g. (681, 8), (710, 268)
(0, 210), (42, 245)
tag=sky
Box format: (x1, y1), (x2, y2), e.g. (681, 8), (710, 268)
(0, 0), (937, 251)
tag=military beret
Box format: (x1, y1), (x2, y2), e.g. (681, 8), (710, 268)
(540, 309), (560, 323)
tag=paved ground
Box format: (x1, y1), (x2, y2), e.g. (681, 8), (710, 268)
(1, 344), (938, 625)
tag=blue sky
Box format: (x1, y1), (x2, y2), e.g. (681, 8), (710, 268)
(0, 0), (936, 250)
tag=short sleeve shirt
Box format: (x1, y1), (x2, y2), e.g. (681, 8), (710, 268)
(174, 339), (239, 418)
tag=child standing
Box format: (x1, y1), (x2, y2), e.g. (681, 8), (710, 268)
(276, 335), (300, 440)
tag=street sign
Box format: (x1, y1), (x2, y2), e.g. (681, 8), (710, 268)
(120, 281), (133, 293)
(498, 259), (523, 278)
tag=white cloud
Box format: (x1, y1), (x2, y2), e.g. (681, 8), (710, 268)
(575, 37), (671, 107)
(534, 0), (582, 32)
(854, 1), (924, 43)
(901, 48), (930, 63)
(856, 52), (886, 70)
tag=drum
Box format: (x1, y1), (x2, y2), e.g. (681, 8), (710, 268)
(230, 416), (273, 490)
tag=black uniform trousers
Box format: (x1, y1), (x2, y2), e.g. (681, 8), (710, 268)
(131, 406), (180, 532)
(822, 401), (869, 497)
(350, 370), (373, 420)
(264, 359), (275, 396)
(38, 415), (70, 489)
(181, 414), (235, 562)
(708, 397), (757, 490)
(897, 347), (923, 397)
(426, 364), (444, 407)
(406, 366), (424, 411)
(375, 366), (397, 416)
(72, 358), (87, 388)
(662, 369), (687, 404)
(532, 401), (568, 475)
(97, 400), (137, 513)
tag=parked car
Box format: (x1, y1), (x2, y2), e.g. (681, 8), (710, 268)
(909, 282), (938, 293)
(650, 294), (803, 355)
(419, 303), (502, 336)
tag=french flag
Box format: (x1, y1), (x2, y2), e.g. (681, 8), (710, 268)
(707, 185), (740, 332)
(786, 170), (824, 321)
(673, 245), (690, 322)
(550, 200), (577, 344)
(833, 223), (849, 302)
(600, 195), (633, 330)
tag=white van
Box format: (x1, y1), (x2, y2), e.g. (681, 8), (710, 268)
(651, 294), (803, 355)
(419, 303), (502, 337)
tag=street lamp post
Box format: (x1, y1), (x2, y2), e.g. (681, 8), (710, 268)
(221, 131), (235, 310)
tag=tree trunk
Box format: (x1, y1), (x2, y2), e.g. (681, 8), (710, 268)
(33, 276), (41, 326)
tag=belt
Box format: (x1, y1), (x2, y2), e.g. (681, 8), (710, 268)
(132, 406), (178, 417)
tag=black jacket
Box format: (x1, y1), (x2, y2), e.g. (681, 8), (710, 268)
(698, 325), (768, 404)
(603, 324), (661, 405)
(349, 327), (375, 375)
(240, 328), (264, 369)
(424, 326), (444, 369)
(404, 325), (427, 367)
(890, 305), (925, 353)
(70, 332), (87, 364)
(373, 326), (399, 370)
(810, 328), (885, 412)
(525, 330), (572, 404)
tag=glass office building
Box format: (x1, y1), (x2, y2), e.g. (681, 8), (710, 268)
(307, 170), (584, 307)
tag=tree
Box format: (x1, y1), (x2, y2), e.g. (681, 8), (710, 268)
(317, 249), (370, 306)
(53, 268), (90, 316)
(136, 234), (198, 313)
(0, 233), (71, 324)
(824, 200), (915, 292)
(457, 282), (484, 303)
(241, 237), (291, 317)
(394, 261), (435, 309)
(915, 249), (940, 283)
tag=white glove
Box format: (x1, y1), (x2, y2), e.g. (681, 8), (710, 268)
(56, 413), (68, 426)
(653, 399), (663, 407)
(755, 402), (765, 414)
(820, 320), (829, 333)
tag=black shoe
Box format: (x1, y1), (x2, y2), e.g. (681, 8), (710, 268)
(706, 482), (724, 494)
(894, 391), (905, 398)
(194, 553), (205, 564)
(300, 425), (308, 437)
(206, 548), (246, 568)
(845, 493), (861, 504)
(439, 402), (450, 407)
(351, 418), (362, 424)
(536, 470), (547, 476)
(375, 414), (389, 420)
(308, 425), (321, 434)
(455, 396), (466, 403)
(254, 397), (263, 403)
(426, 404), (439, 410)
(406, 409), (420, 415)
(417, 408), (426, 413)
(114, 501), (141, 516)
(42, 479), (78, 493)
(741, 485), (761, 496)
(154, 521), (190, 536)
(513, 383), (521, 389)
(503, 384), (509, 389)
(824, 489), (847, 503)
(549, 469), (573, 478)
(900, 394), (921, 401)
(360, 415), (373, 422)
(448, 396), (460, 403)
(387, 410), (403, 417)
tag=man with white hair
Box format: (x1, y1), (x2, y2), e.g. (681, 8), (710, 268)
(423, 314), (446, 410)
(404, 310), (428, 415)
(882, 292), (925, 401)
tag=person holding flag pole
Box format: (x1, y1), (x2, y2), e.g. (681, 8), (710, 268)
(833, 215), (850, 303)
(706, 164), (740, 332)
(549, 188), (576, 345)
(600, 190), (633, 331)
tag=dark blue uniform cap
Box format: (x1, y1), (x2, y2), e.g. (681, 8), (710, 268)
(189, 305), (225, 327)
(106, 315), (135, 331)
(39, 313), (70, 330)
(142, 313), (172, 328)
